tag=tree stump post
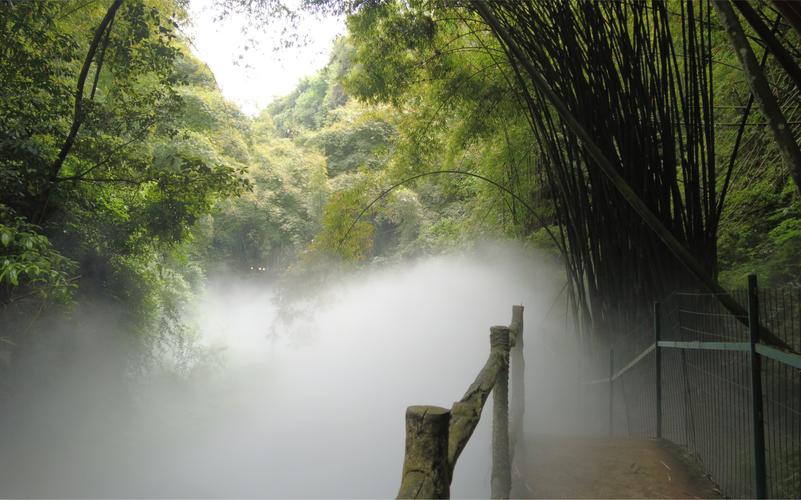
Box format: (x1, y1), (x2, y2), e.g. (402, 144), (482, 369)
(490, 326), (511, 499)
(397, 405), (451, 499)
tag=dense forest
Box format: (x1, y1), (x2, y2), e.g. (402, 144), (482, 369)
(2, 0), (801, 405)
(2, 0), (801, 497)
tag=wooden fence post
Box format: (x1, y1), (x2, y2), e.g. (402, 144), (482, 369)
(654, 301), (662, 439)
(397, 405), (451, 499)
(490, 326), (511, 499)
(747, 274), (767, 499)
(510, 306), (525, 460)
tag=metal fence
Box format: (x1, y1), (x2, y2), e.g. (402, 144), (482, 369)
(587, 276), (800, 499)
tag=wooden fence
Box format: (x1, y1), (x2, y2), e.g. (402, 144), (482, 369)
(396, 305), (525, 499)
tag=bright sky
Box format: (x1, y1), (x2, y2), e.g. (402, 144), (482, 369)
(187, 0), (345, 116)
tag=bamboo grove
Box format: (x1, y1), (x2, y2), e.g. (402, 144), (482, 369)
(465, 0), (801, 344)
(472, 1), (725, 342)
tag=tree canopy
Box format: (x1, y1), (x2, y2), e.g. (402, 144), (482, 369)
(2, 0), (800, 366)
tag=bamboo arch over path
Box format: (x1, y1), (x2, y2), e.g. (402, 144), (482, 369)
(337, 169), (566, 255)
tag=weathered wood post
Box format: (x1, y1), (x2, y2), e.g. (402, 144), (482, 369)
(396, 307), (525, 498)
(747, 274), (767, 499)
(490, 326), (511, 499)
(397, 405), (451, 499)
(509, 305), (525, 492)
(509, 305), (525, 449)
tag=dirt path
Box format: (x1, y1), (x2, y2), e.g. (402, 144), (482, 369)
(513, 436), (721, 499)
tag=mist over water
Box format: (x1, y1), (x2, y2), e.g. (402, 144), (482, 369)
(0, 242), (584, 498)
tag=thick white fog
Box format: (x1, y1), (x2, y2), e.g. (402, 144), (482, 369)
(0, 243), (587, 498)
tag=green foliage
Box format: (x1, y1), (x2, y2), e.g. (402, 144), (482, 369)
(311, 179), (375, 261)
(306, 102), (396, 176)
(718, 174), (801, 288)
(0, 1), (78, 213)
(206, 136), (328, 272)
(344, 1), (436, 105)
(267, 37), (355, 135)
(3, 0), (800, 376)
(0, 205), (76, 302)
(337, 2), (554, 257)
(372, 186), (424, 255)
(304, 168), (428, 262)
(0, 0), (252, 366)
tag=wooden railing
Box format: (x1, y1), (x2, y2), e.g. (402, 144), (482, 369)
(396, 305), (525, 499)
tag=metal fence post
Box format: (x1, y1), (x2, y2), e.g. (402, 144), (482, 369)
(609, 349), (614, 436)
(747, 274), (767, 499)
(654, 301), (662, 440)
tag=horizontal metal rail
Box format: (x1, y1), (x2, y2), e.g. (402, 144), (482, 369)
(586, 340), (800, 386)
(658, 340), (750, 352)
(587, 343), (656, 384)
(756, 343), (801, 369)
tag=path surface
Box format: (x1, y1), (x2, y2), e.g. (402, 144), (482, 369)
(513, 436), (721, 499)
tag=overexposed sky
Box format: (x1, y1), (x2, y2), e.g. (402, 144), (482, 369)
(187, 0), (345, 115)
